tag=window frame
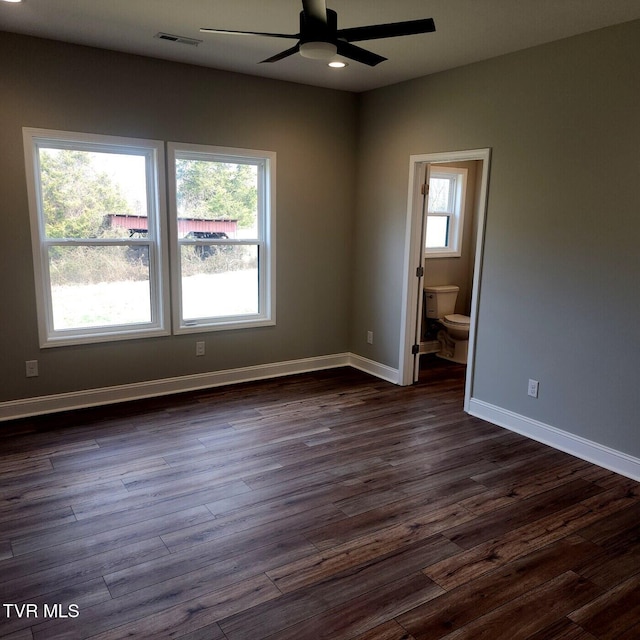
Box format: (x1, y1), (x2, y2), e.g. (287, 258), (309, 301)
(167, 142), (276, 334)
(23, 128), (171, 348)
(425, 167), (468, 258)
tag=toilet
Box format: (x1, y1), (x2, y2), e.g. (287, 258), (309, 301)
(424, 285), (470, 364)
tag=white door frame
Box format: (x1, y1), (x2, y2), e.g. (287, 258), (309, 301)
(398, 148), (491, 410)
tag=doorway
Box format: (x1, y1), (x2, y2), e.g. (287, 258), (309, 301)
(398, 149), (491, 410)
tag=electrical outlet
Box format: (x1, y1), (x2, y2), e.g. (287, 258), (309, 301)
(528, 379), (539, 398)
(25, 360), (39, 378)
(195, 341), (205, 357)
(367, 331), (374, 344)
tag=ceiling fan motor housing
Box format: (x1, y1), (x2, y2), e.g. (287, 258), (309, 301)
(299, 8), (339, 58)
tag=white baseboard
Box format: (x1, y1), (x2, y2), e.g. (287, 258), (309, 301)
(7, 360), (636, 483)
(420, 340), (440, 355)
(348, 353), (401, 384)
(0, 353), (351, 422)
(468, 398), (640, 482)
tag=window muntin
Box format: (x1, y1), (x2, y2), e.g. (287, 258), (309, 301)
(23, 129), (169, 346)
(168, 143), (275, 332)
(425, 167), (467, 258)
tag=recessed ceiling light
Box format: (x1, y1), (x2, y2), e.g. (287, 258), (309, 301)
(2, 0), (23, 3)
(328, 60), (348, 69)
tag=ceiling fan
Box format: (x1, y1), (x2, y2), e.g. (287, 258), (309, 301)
(200, 0), (436, 67)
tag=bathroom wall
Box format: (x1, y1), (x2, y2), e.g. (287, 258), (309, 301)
(423, 160), (480, 315)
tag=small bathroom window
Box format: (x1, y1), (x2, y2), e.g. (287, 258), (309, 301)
(425, 167), (467, 258)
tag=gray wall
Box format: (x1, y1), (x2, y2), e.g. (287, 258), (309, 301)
(0, 33), (357, 402)
(351, 20), (640, 457)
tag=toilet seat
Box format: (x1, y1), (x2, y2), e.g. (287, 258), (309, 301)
(443, 314), (470, 327)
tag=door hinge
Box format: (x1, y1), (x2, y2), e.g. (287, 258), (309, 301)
(421, 182), (430, 196)
(416, 266), (424, 278)
(412, 344), (420, 355)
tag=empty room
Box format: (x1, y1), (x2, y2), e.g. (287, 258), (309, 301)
(1, 1), (639, 638)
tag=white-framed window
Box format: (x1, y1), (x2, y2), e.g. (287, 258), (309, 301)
(167, 142), (276, 333)
(425, 167), (467, 258)
(23, 130), (276, 346)
(23, 128), (170, 347)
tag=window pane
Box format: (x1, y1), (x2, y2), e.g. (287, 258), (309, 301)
(181, 244), (259, 320)
(428, 177), (451, 213)
(38, 148), (148, 239)
(49, 245), (151, 329)
(175, 159), (258, 240)
(426, 215), (450, 248)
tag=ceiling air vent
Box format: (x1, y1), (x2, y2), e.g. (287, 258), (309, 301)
(155, 32), (202, 47)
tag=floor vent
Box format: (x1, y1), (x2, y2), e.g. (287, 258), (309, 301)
(155, 32), (202, 47)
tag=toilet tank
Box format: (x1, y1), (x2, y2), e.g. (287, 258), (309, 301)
(424, 285), (459, 319)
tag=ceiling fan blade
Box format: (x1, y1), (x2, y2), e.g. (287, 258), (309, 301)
(302, 0), (327, 24)
(260, 44), (301, 64)
(335, 41), (387, 67)
(200, 28), (299, 39)
(337, 18), (435, 42)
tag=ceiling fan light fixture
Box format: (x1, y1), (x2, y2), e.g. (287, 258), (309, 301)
(328, 60), (347, 68)
(299, 41), (337, 60)
(200, 2), (435, 68)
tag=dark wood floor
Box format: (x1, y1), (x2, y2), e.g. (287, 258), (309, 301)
(1, 357), (639, 639)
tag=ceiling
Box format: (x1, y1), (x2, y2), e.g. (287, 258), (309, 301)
(2, 0), (640, 93)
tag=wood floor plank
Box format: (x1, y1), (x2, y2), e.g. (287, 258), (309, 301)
(436, 571), (602, 640)
(0, 577), (111, 639)
(568, 574), (640, 639)
(0, 537), (169, 603)
(0, 479), (130, 520)
(0, 506), (77, 539)
(525, 618), (599, 640)
(34, 574), (279, 640)
(266, 508), (470, 594)
(303, 408), (436, 448)
(397, 535), (601, 640)
(459, 458), (592, 515)
(219, 536), (456, 640)
(307, 477), (483, 545)
(605, 622), (640, 640)
(160, 501), (347, 553)
(6, 504), (214, 568)
(0, 459), (53, 480)
(0, 540), (12, 561)
(70, 476), (250, 521)
(440, 478), (604, 550)
(103, 534), (315, 599)
(120, 457), (283, 494)
(576, 501), (640, 544)
(0, 440), (100, 463)
(424, 485), (638, 590)
(96, 541), (314, 637)
(0, 629), (33, 640)
(331, 459), (497, 518)
(0, 456), (172, 502)
(350, 620), (417, 640)
(254, 573), (442, 640)
(172, 622), (227, 640)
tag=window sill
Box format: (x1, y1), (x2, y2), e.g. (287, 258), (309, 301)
(425, 251), (462, 259)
